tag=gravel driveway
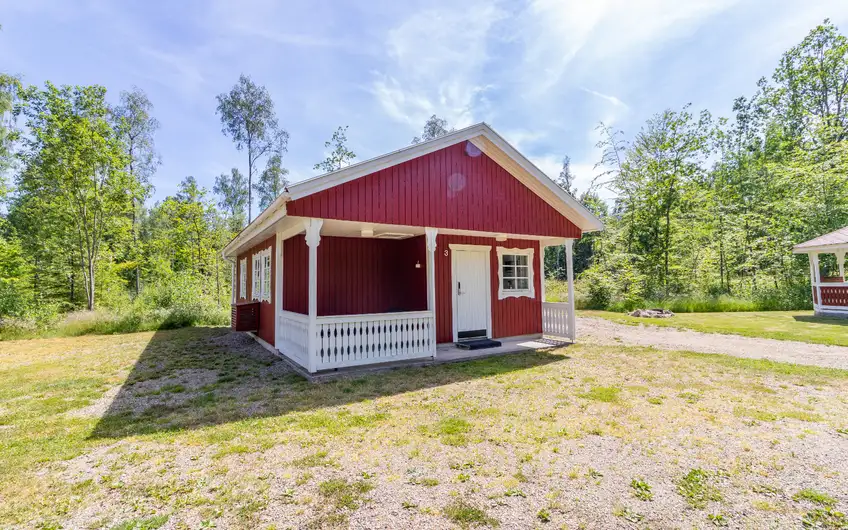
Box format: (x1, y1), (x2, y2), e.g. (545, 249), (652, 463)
(578, 316), (848, 370)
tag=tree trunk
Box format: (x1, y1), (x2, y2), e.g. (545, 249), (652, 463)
(87, 259), (95, 311)
(132, 198), (140, 296)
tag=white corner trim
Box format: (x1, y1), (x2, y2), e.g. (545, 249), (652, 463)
(496, 247), (535, 300)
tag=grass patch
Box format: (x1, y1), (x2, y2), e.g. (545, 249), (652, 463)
(631, 478), (653, 501)
(580, 310), (848, 347)
(318, 478), (374, 510)
(734, 407), (824, 423)
(291, 450), (335, 468)
(676, 469), (722, 509)
(430, 416), (472, 446)
(578, 386), (620, 403)
(109, 515), (169, 530)
(801, 508), (848, 529)
(443, 499), (499, 528)
(794, 488), (837, 507)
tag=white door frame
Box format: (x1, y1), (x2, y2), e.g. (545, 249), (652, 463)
(449, 244), (493, 342)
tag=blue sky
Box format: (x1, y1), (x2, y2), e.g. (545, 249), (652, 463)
(3, 0), (848, 209)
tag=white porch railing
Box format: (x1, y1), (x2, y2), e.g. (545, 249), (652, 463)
(315, 311), (435, 370)
(278, 311), (310, 368)
(542, 302), (571, 339)
(278, 310), (436, 372)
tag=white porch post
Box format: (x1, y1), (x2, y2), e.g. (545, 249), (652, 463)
(274, 228), (284, 350)
(565, 239), (576, 342)
(230, 259), (236, 304)
(425, 227), (438, 356)
(837, 251), (846, 280)
(808, 253), (817, 309)
(813, 253), (822, 311)
(540, 245), (546, 302)
(304, 218), (323, 373)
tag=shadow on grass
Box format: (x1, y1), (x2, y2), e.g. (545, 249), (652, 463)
(793, 315), (848, 326)
(89, 327), (568, 440)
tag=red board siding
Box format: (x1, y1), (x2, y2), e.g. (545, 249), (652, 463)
(283, 235), (309, 315)
(434, 234), (542, 343)
(235, 235), (276, 345)
(282, 235), (427, 317)
(287, 142), (582, 238)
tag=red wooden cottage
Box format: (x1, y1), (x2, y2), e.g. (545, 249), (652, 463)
(223, 123), (604, 374)
(794, 226), (848, 318)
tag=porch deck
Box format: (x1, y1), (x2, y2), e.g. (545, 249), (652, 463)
(272, 335), (572, 382)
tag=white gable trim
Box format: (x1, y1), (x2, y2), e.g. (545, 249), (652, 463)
(223, 122), (604, 258)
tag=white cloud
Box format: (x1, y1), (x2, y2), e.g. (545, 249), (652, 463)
(136, 47), (206, 97)
(371, 2), (506, 131)
(518, 0), (740, 93)
(581, 88), (628, 109)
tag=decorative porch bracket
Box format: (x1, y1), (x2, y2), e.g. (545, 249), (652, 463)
(304, 218), (324, 373)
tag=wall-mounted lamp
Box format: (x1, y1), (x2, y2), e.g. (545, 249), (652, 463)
(415, 260), (422, 269)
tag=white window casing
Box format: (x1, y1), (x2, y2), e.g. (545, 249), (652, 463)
(262, 250), (272, 302)
(239, 258), (247, 299)
(252, 253), (261, 301)
(251, 248), (273, 302)
(496, 247), (535, 300)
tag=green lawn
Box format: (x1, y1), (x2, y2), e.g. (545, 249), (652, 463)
(580, 310), (848, 347)
(1, 327), (847, 529)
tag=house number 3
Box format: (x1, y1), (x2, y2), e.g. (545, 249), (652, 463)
(444, 250), (449, 256)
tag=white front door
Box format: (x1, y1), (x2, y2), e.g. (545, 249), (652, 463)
(453, 249), (490, 340)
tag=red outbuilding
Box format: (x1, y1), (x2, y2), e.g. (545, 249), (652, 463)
(223, 123), (603, 374)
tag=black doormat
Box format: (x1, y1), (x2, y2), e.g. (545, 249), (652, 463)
(455, 338), (502, 350)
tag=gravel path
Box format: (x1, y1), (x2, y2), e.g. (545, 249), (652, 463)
(578, 316), (848, 370)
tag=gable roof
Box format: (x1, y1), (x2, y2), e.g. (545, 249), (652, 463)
(793, 226), (848, 253)
(223, 122), (604, 257)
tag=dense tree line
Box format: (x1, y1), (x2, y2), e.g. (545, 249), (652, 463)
(550, 21), (848, 310)
(0, 62), (361, 331)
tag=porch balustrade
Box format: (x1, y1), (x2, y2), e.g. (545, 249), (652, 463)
(278, 310), (436, 372)
(542, 302), (571, 339)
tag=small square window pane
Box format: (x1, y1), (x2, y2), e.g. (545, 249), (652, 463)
(503, 278), (516, 290)
(503, 255), (516, 265)
(517, 278), (529, 290)
(515, 255), (528, 266)
(503, 266), (515, 277)
(516, 266), (528, 278)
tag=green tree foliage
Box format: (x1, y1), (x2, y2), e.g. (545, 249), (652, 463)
(14, 83), (136, 310)
(256, 138), (289, 210)
(213, 167), (248, 232)
(216, 74), (288, 222)
(574, 20), (848, 310)
(113, 87), (159, 296)
(314, 125), (356, 172)
(412, 114), (454, 144)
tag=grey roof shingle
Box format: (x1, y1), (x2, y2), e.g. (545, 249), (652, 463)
(794, 226), (848, 251)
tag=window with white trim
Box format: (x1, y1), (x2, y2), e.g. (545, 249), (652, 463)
(239, 258), (247, 299)
(251, 248), (273, 302)
(262, 251), (272, 302)
(252, 253), (261, 301)
(497, 247), (535, 300)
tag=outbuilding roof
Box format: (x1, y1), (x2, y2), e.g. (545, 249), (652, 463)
(793, 226), (848, 253)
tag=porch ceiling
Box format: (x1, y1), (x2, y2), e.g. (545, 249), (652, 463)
(289, 216), (568, 245)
